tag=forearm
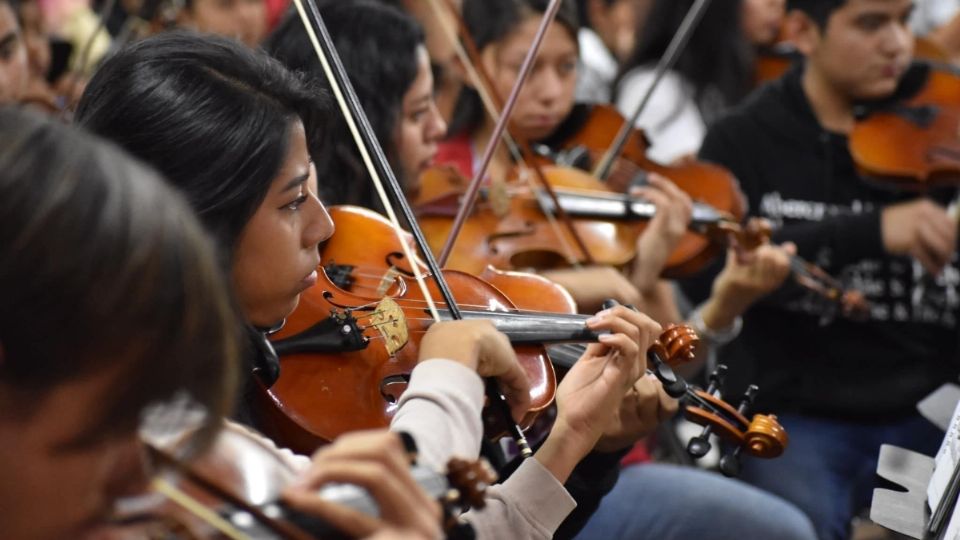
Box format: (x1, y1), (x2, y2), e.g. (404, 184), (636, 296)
(389, 359), (485, 470)
(637, 280), (682, 326)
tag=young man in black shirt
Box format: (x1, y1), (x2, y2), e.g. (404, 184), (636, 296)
(681, 0), (960, 538)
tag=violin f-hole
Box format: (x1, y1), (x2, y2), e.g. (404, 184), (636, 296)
(380, 374), (411, 404)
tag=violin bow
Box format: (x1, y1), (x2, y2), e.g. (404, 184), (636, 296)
(437, 0), (564, 266)
(592, 0), (713, 180)
(426, 0), (596, 267)
(289, 0), (535, 457)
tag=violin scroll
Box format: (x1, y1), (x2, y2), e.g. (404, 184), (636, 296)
(679, 366), (788, 477)
(649, 324), (700, 366)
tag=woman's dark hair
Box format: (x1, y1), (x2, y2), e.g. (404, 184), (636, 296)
(616, 0), (752, 121)
(0, 108), (238, 450)
(265, 1), (424, 208)
(75, 31), (330, 265)
(448, 0), (580, 138)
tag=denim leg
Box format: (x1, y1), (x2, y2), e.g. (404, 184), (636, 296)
(739, 413), (944, 540)
(574, 463), (817, 540)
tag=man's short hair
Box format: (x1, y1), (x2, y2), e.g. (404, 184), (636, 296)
(788, 0), (846, 28)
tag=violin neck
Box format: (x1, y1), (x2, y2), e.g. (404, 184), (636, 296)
(537, 189), (728, 230)
(546, 343), (586, 368)
(442, 310), (606, 344)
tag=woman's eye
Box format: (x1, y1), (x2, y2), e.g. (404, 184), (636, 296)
(410, 109), (428, 122)
(285, 193), (309, 211)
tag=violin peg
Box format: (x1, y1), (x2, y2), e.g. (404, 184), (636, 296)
(706, 365), (728, 394)
(446, 457), (497, 511)
(686, 424), (714, 458)
(719, 447), (743, 477)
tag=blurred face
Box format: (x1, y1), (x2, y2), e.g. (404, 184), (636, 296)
(232, 122), (334, 327)
(19, 0), (51, 79)
(0, 3), (27, 104)
(798, 0), (913, 99)
(591, 0), (652, 61)
(182, 0), (267, 47)
(481, 15), (578, 142)
(0, 367), (149, 540)
(394, 46), (447, 199)
(741, 0), (785, 46)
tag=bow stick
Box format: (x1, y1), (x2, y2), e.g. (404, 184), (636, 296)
(426, 0), (595, 267)
(438, 0), (565, 266)
(592, 0), (713, 180)
(289, 0), (534, 457)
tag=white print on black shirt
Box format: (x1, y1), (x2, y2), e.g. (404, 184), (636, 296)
(759, 192), (959, 327)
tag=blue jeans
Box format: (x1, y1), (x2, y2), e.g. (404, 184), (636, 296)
(739, 413), (943, 540)
(574, 462), (817, 540)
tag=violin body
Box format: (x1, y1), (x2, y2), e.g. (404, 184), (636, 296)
(415, 165), (638, 274)
(255, 206), (603, 454)
(256, 266), (559, 454)
(850, 64), (960, 188)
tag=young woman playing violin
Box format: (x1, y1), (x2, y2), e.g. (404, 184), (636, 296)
(614, 0), (785, 163)
(75, 29), (663, 539)
(1, 108), (461, 540)
(267, 2), (816, 540)
(0, 108), (239, 540)
(440, 0), (801, 345)
(680, 0), (960, 538)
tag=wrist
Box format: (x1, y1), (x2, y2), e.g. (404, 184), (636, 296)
(690, 300), (743, 346)
(535, 424), (593, 484)
(630, 248), (666, 293)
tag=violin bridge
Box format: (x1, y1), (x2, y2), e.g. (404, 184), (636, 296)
(372, 297), (408, 354)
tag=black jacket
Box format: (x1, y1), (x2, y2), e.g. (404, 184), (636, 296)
(680, 63), (960, 420)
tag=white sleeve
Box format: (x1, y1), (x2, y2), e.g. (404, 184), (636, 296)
(389, 359), (486, 470)
(615, 69), (707, 163)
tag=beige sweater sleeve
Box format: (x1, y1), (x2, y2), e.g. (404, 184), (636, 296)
(389, 359), (486, 469)
(463, 458), (577, 540)
(389, 359), (577, 540)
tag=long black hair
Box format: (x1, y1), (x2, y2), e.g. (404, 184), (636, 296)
(447, 0), (580, 138)
(265, 1), (424, 209)
(0, 107), (238, 449)
(616, 0), (753, 120)
(75, 31), (330, 266)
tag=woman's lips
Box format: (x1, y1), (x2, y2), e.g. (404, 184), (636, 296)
(299, 269), (318, 291)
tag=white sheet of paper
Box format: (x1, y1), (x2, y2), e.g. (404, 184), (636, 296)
(929, 401), (960, 513)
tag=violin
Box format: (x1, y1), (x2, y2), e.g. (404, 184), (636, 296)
(414, 158), (748, 278)
(546, 343), (787, 477)
(534, 103), (751, 277)
(257, 206), (701, 454)
(849, 61), (960, 189)
(104, 423), (493, 539)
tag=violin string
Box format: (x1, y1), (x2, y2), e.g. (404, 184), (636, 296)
(349, 305), (593, 320)
(289, 0), (443, 324)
